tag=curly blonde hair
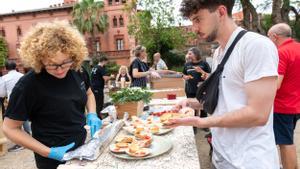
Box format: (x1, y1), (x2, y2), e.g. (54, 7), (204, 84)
(19, 20), (88, 73)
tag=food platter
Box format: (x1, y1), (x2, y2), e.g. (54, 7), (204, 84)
(110, 136), (172, 160)
(123, 125), (173, 135)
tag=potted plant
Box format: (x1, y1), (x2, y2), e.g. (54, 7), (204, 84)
(110, 87), (152, 119)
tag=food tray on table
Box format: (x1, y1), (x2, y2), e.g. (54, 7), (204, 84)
(123, 125), (173, 135)
(110, 136), (172, 160)
(123, 115), (174, 136)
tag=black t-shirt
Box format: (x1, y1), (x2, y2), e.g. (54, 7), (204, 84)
(183, 61), (211, 95)
(129, 58), (149, 87)
(5, 69), (88, 149)
(90, 65), (108, 90)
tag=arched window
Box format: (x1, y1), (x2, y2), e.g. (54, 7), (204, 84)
(119, 15), (124, 27)
(108, 0), (113, 5)
(17, 26), (22, 36)
(0, 28), (5, 37)
(116, 38), (124, 50)
(113, 16), (118, 27)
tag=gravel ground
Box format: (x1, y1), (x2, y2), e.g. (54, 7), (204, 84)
(1, 122), (299, 169)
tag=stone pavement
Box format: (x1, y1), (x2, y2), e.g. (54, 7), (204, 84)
(0, 121), (299, 169)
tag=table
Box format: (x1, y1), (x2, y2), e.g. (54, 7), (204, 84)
(58, 126), (200, 169)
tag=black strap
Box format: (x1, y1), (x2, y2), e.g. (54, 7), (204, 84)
(217, 30), (247, 70)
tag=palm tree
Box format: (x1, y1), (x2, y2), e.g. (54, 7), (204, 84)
(72, 0), (109, 57)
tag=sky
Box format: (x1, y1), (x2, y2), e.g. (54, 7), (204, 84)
(0, 0), (63, 14)
(0, 0), (269, 14)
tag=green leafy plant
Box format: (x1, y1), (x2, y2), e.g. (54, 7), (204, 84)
(110, 87), (153, 104)
(106, 61), (120, 75)
(0, 36), (7, 67)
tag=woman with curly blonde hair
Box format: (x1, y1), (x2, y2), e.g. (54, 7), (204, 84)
(116, 65), (132, 88)
(2, 21), (102, 169)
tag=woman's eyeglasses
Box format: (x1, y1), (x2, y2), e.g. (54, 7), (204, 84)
(44, 59), (74, 70)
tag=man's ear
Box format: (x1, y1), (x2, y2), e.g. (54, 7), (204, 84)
(217, 5), (228, 18)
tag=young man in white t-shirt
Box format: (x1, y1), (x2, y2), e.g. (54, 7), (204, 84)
(165, 1), (280, 168)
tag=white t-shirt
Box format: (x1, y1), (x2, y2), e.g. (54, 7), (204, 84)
(211, 27), (280, 169)
(156, 58), (168, 70)
(0, 70), (23, 100)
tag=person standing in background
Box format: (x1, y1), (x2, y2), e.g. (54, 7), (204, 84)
(182, 47), (211, 99)
(129, 45), (160, 88)
(268, 23), (300, 169)
(116, 66), (131, 88)
(90, 56), (110, 118)
(152, 52), (168, 70)
(0, 60), (31, 152)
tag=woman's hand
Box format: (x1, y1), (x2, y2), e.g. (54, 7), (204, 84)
(150, 70), (161, 79)
(86, 113), (102, 138)
(48, 142), (75, 161)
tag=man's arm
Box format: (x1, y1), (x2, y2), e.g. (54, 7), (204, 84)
(167, 76), (277, 128)
(205, 76), (277, 128)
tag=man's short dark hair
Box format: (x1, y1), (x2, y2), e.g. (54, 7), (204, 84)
(5, 60), (17, 70)
(99, 56), (108, 62)
(180, 0), (235, 18)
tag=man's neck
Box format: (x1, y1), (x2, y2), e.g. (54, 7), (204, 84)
(277, 37), (291, 47)
(216, 19), (238, 50)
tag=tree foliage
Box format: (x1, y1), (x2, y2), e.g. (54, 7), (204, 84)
(237, 0), (299, 40)
(0, 37), (7, 67)
(125, 0), (193, 63)
(72, 0), (109, 57)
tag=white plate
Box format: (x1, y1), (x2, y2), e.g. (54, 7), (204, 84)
(109, 144), (128, 153)
(111, 136), (173, 160)
(125, 148), (151, 157)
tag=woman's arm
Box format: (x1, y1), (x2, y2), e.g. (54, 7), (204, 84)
(85, 87), (96, 113)
(132, 68), (150, 78)
(3, 118), (50, 157)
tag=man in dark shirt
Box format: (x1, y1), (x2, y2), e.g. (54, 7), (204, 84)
(90, 56), (110, 118)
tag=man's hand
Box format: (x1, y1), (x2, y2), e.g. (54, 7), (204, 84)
(194, 66), (209, 80)
(164, 117), (206, 128)
(172, 99), (190, 111)
(182, 75), (193, 80)
(48, 142), (75, 161)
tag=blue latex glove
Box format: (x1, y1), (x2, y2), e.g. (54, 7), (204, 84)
(48, 142), (75, 161)
(87, 113), (102, 138)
